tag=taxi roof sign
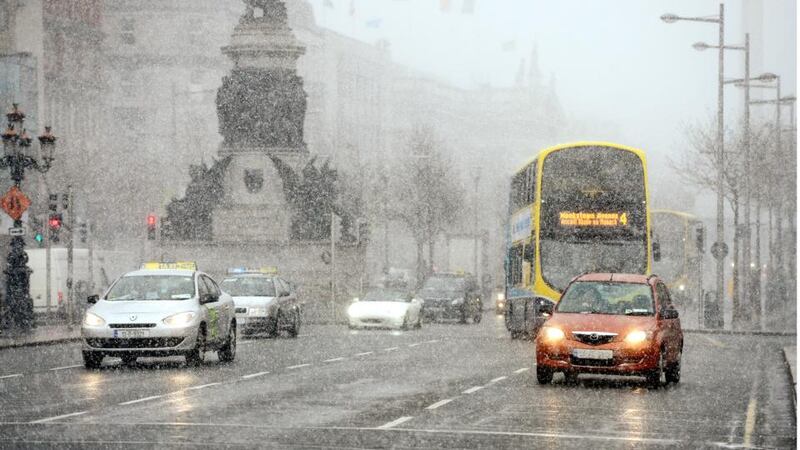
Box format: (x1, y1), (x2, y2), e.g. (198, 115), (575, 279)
(227, 266), (278, 275)
(141, 261), (197, 271)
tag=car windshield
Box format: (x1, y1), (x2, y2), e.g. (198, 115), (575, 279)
(362, 290), (409, 302)
(220, 277), (276, 297)
(419, 277), (465, 296)
(105, 275), (196, 301)
(556, 281), (654, 315)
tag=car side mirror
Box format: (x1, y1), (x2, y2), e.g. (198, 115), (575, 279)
(538, 300), (554, 316)
(661, 308), (679, 320)
(652, 242), (662, 262)
(87, 294), (99, 304)
(200, 293), (217, 304)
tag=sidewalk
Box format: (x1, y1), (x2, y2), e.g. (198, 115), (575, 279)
(785, 346), (796, 410)
(0, 325), (80, 349)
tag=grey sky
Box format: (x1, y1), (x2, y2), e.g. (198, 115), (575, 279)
(309, 0), (795, 177)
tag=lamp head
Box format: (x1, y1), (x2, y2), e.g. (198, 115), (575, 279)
(660, 13), (679, 23)
(692, 42), (711, 51)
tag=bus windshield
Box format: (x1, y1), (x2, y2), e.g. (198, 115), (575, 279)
(539, 147), (647, 291)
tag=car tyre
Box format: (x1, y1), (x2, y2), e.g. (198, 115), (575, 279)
(121, 354), (137, 366)
(401, 315), (410, 331)
(459, 307), (468, 324)
(186, 328), (206, 367)
(82, 351), (103, 369)
(536, 366), (553, 384)
(665, 348), (681, 384)
(510, 330), (521, 340)
(268, 313), (281, 338)
(473, 307), (482, 324)
(646, 347), (665, 388)
(415, 314), (422, 329)
(287, 309), (300, 338)
(218, 324), (237, 363)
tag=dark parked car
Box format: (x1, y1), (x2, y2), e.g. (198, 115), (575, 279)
(416, 272), (483, 324)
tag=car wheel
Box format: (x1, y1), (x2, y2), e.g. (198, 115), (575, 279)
(186, 328), (206, 367)
(564, 371), (579, 385)
(665, 348), (681, 384)
(415, 314), (422, 329)
(121, 354), (137, 366)
(459, 307), (468, 324)
(647, 347), (665, 388)
(536, 366), (553, 384)
(510, 330), (521, 340)
(287, 309), (300, 338)
(82, 351), (103, 369)
(218, 324), (237, 363)
(401, 315), (410, 331)
(473, 308), (482, 324)
(268, 313), (281, 338)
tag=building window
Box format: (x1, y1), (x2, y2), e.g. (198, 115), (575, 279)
(120, 18), (135, 45)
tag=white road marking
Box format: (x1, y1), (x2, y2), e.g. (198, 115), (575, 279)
(241, 371), (270, 379)
(360, 426), (680, 444)
(377, 416), (414, 429)
(743, 378), (759, 447)
(286, 363), (311, 369)
(0, 373), (23, 379)
(489, 376), (507, 383)
(424, 340), (440, 344)
(354, 352), (373, 357)
(184, 382), (221, 391)
(30, 411), (87, 423)
(462, 386), (484, 394)
(118, 395), (164, 406)
(513, 368), (529, 374)
(425, 398), (455, 410)
(323, 357), (345, 363)
(702, 335), (725, 348)
(408, 343), (422, 347)
(384, 347), (399, 352)
(49, 364), (82, 371)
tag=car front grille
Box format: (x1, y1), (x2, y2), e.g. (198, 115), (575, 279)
(572, 332), (616, 346)
(109, 323), (157, 329)
(86, 337), (185, 349)
(235, 307), (247, 314)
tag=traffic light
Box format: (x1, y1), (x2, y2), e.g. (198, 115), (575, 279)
(79, 222), (88, 244)
(147, 214), (157, 241)
(30, 217), (44, 247)
(48, 194), (58, 212)
(48, 213), (62, 244)
(695, 226), (705, 253)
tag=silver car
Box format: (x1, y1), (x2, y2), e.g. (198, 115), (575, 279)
(220, 273), (301, 338)
(81, 267), (237, 368)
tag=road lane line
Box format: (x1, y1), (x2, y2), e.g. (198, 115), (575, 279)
(425, 398), (455, 410)
(701, 335), (725, 348)
(30, 411), (87, 423)
(49, 364), (82, 371)
(489, 376), (507, 383)
(0, 373), (22, 379)
(408, 342), (422, 347)
(354, 351), (373, 357)
(286, 363), (311, 369)
(185, 382), (221, 391)
(462, 386), (484, 394)
(241, 371), (270, 379)
(743, 378), (759, 447)
(324, 357), (345, 363)
(384, 347), (399, 352)
(513, 368), (529, 374)
(118, 395), (164, 406)
(424, 340), (440, 344)
(377, 416), (414, 429)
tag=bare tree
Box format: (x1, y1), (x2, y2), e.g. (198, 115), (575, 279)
(390, 126), (463, 285)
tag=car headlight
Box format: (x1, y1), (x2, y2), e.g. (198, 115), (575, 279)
(451, 298), (464, 306)
(83, 312), (105, 327)
(678, 284), (686, 291)
(163, 312), (196, 326)
(496, 292), (505, 301)
(347, 304), (361, 318)
(624, 330), (649, 344)
(541, 326), (565, 342)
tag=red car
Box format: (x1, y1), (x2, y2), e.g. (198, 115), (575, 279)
(535, 273), (683, 387)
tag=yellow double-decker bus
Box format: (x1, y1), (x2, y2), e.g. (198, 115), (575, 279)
(504, 142), (655, 339)
(651, 209), (705, 307)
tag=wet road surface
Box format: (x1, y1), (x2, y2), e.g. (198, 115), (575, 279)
(0, 314), (795, 448)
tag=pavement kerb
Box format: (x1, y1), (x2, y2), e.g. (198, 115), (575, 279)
(783, 346), (796, 412)
(683, 328), (796, 337)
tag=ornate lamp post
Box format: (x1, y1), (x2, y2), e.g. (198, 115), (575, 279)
(0, 104), (56, 333)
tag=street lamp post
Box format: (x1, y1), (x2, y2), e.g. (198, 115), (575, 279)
(662, 4), (727, 328)
(0, 104), (56, 333)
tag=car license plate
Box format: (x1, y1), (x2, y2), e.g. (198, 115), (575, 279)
(572, 349), (613, 360)
(114, 329), (148, 338)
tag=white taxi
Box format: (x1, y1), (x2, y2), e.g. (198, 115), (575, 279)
(81, 262), (237, 368)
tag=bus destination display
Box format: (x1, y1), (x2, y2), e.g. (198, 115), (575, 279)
(559, 211), (628, 227)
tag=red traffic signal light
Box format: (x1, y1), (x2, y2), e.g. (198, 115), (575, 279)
(147, 214), (156, 228)
(48, 213), (62, 229)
